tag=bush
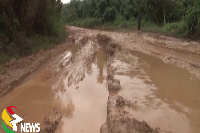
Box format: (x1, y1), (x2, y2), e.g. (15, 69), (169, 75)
(114, 15), (126, 25)
(162, 22), (188, 36)
(142, 21), (160, 32)
(184, 0), (200, 37)
(71, 18), (102, 28)
(0, 0), (66, 64)
(103, 7), (116, 22)
(114, 16), (137, 28)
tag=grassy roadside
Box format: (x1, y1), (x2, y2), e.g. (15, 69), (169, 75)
(0, 26), (66, 64)
(68, 18), (192, 39)
(28, 28), (67, 54)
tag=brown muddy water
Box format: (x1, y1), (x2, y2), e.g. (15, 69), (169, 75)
(1, 43), (200, 133)
(113, 50), (200, 133)
(0, 70), (55, 132)
(56, 50), (108, 133)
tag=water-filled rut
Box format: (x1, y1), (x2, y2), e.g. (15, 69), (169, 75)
(55, 50), (108, 133)
(0, 27), (200, 133)
(109, 49), (200, 133)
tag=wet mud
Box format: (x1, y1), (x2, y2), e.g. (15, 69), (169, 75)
(0, 43), (70, 98)
(129, 50), (200, 133)
(0, 26), (200, 133)
(0, 70), (57, 133)
(56, 59), (108, 133)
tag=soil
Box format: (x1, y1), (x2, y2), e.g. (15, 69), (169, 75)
(0, 26), (200, 133)
(0, 42), (71, 98)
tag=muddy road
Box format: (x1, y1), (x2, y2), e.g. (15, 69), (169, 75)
(0, 26), (200, 133)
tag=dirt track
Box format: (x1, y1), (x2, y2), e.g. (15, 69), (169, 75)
(0, 26), (200, 133)
(68, 26), (200, 79)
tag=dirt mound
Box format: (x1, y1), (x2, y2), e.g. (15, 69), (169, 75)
(41, 109), (62, 133)
(97, 34), (121, 56)
(97, 38), (159, 133)
(104, 94), (159, 133)
(108, 79), (121, 93)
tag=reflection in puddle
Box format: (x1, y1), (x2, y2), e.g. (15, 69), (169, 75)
(113, 50), (200, 133)
(94, 50), (107, 83)
(56, 50), (108, 133)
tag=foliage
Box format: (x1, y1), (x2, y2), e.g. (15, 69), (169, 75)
(0, 0), (66, 64)
(184, 0), (200, 36)
(71, 18), (102, 28)
(103, 7), (116, 22)
(61, 0), (200, 38)
(62, 0), (185, 24)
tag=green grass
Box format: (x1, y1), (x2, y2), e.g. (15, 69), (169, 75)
(72, 18), (189, 38)
(0, 25), (66, 64)
(142, 21), (188, 38)
(68, 18), (188, 38)
(0, 54), (16, 64)
(161, 22), (188, 37)
(70, 18), (102, 28)
(28, 26), (67, 54)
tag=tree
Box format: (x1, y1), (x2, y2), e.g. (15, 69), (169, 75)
(185, 0), (200, 36)
(103, 7), (116, 21)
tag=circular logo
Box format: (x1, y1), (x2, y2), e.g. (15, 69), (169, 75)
(1, 106), (22, 133)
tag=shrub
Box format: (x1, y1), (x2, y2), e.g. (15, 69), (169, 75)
(114, 15), (126, 25)
(103, 7), (116, 22)
(71, 18), (102, 28)
(184, 0), (200, 37)
(162, 22), (188, 37)
(0, 0), (66, 64)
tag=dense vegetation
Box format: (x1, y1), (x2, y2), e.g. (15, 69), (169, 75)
(0, 0), (66, 63)
(62, 0), (200, 38)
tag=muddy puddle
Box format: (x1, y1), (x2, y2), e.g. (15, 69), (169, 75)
(55, 50), (108, 133)
(0, 70), (55, 132)
(113, 50), (200, 133)
(0, 43), (90, 133)
(1, 35), (199, 133)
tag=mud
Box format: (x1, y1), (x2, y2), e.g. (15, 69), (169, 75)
(67, 26), (200, 79)
(129, 50), (200, 133)
(0, 70), (58, 133)
(106, 32), (200, 80)
(53, 37), (108, 133)
(41, 109), (62, 133)
(0, 42), (70, 98)
(55, 62), (108, 133)
(97, 34), (121, 56)
(102, 49), (159, 133)
(0, 26), (200, 133)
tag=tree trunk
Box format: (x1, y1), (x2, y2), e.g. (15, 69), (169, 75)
(153, 11), (158, 25)
(164, 11), (166, 25)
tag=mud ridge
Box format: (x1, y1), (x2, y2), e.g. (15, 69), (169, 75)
(96, 34), (159, 133)
(41, 109), (62, 133)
